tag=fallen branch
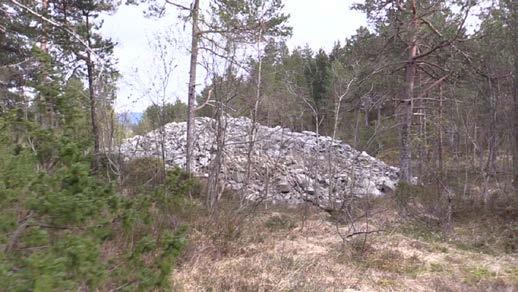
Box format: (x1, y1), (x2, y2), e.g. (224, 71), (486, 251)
(345, 229), (385, 239)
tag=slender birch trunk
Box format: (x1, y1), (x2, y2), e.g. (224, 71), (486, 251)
(186, 0), (200, 174)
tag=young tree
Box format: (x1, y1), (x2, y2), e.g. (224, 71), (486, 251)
(49, 0), (118, 171)
(7, 1), (119, 172)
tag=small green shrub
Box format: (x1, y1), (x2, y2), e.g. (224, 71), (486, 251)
(395, 181), (448, 228)
(121, 157), (166, 195)
(347, 236), (373, 259)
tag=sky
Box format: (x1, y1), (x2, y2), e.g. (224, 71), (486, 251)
(100, 0), (367, 113)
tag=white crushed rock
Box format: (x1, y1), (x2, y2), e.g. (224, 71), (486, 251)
(120, 117), (399, 206)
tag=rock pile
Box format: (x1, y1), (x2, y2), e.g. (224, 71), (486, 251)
(120, 117), (399, 205)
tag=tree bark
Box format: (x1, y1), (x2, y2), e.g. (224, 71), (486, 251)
(39, 0), (51, 129)
(437, 85), (444, 178)
(486, 77), (498, 176)
(398, 0), (418, 183)
(85, 13), (100, 172)
(185, 0), (200, 174)
(513, 57), (518, 192)
(207, 89), (225, 212)
(513, 43), (518, 192)
(509, 0), (518, 193)
(41, 0), (48, 52)
(242, 27), (263, 208)
(354, 109), (360, 149)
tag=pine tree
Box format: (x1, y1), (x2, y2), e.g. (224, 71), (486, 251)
(47, 0), (119, 171)
(354, 0), (474, 182)
(0, 1), (36, 114)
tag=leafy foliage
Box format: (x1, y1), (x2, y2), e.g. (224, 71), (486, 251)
(0, 110), (193, 290)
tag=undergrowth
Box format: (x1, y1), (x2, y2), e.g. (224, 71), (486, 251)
(0, 115), (198, 291)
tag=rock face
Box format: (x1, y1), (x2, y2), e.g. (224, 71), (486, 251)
(120, 117), (399, 205)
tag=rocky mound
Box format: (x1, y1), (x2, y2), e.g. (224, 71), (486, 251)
(120, 117), (399, 205)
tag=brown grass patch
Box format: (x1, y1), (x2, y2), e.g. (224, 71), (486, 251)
(171, 197), (518, 291)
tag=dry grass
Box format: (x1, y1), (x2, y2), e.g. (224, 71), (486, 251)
(171, 198), (518, 292)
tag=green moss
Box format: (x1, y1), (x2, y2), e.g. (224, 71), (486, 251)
(463, 266), (496, 284)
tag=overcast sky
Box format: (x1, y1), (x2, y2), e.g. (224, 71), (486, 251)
(100, 1), (368, 113)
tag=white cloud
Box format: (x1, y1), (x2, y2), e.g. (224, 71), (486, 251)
(100, 1), (367, 112)
(285, 0), (366, 51)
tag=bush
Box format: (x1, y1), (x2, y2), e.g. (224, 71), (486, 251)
(0, 137), (113, 291)
(0, 126), (194, 290)
(395, 181), (444, 224)
(121, 157), (166, 195)
(265, 214), (296, 231)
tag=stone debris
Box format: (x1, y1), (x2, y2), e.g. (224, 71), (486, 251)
(120, 117), (399, 206)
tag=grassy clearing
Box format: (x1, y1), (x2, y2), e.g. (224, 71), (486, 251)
(171, 197), (518, 291)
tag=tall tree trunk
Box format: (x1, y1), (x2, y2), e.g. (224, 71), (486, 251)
(509, 0), (518, 193)
(41, 0), (48, 52)
(513, 42), (518, 192)
(37, 0), (50, 129)
(437, 85), (444, 178)
(332, 94), (343, 140)
(243, 27), (263, 208)
(416, 71), (424, 181)
(486, 77), (498, 176)
(208, 89), (225, 212)
(398, 0), (418, 182)
(513, 56), (518, 192)
(354, 109), (360, 149)
(85, 13), (100, 172)
(185, 0), (200, 174)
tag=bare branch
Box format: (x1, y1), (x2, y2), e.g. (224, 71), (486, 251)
(165, 0), (191, 11)
(0, 58), (32, 69)
(414, 0), (472, 60)
(420, 17), (443, 38)
(195, 88), (213, 111)
(415, 74), (449, 100)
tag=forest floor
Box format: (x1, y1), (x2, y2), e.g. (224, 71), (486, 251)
(171, 196), (518, 291)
